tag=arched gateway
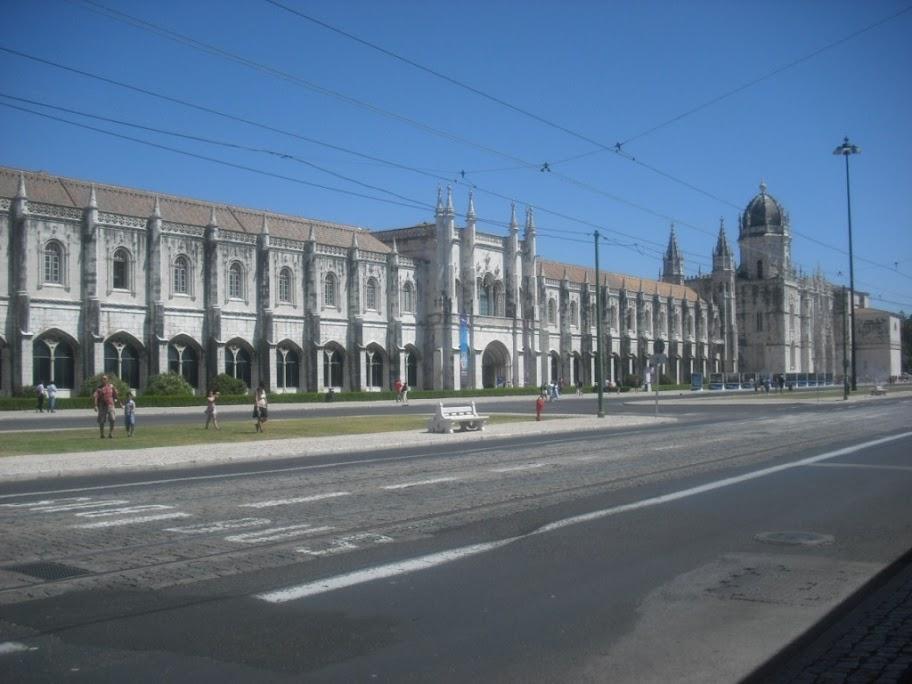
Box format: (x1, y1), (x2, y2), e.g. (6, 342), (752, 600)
(481, 341), (510, 388)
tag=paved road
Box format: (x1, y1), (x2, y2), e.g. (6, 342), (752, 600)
(0, 395), (909, 681)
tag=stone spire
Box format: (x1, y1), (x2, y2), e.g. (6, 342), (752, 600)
(308, 223), (317, 243)
(713, 217), (734, 272)
(261, 212), (269, 235)
(524, 206), (536, 236)
(16, 171), (26, 199)
(14, 171), (28, 216)
(509, 202), (518, 233)
(208, 206), (218, 227)
(662, 224), (684, 285)
(88, 184), (97, 208)
(445, 186), (454, 215)
(435, 186), (444, 216)
(152, 195), (161, 218)
(466, 191), (475, 221)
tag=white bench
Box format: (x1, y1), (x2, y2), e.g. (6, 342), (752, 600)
(871, 385), (887, 396)
(427, 402), (490, 434)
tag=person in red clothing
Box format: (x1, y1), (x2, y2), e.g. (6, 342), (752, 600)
(394, 378), (403, 403)
(92, 375), (119, 438)
(535, 393), (545, 421)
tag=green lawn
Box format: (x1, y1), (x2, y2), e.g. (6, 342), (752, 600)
(0, 413), (538, 457)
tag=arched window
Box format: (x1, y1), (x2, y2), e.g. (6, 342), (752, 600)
(324, 273), (337, 307)
(44, 242), (63, 284)
(173, 256), (190, 295)
(104, 340), (140, 388)
(570, 301), (579, 327)
(168, 343), (198, 387)
(478, 278), (491, 316)
(112, 248), (130, 290)
(228, 262), (244, 299)
(366, 348), (383, 388)
(225, 344), (251, 388)
(548, 299), (557, 325)
(757, 260), (764, 279)
(323, 348), (343, 387)
(276, 347), (300, 389)
(278, 268), (292, 304)
(405, 350), (418, 388)
(366, 278), (378, 310)
(33, 337), (75, 388)
(626, 308), (634, 331)
(493, 282), (505, 317)
(401, 282), (414, 313)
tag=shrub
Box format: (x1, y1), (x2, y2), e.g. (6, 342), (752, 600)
(211, 373), (248, 395)
(622, 374), (641, 388)
(144, 373), (195, 397)
(80, 373), (130, 399)
(15, 384), (37, 398)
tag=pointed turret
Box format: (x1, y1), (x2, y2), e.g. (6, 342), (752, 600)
(152, 195), (161, 218)
(208, 206), (218, 227)
(524, 206), (536, 236)
(261, 212), (270, 235)
(435, 186), (444, 216)
(466, 191), (475, 221)
(13, 171), (28, 217)
(713, 217), (734, 272)
(351, 230), (359, 250)
(445, 186), (454, 215)
(16, 171), (26, 199)
(308, 223), (317, 243)
(88, 184), (97, 208)
(661, 224), (684, 285)
(509, 202), (518, 233)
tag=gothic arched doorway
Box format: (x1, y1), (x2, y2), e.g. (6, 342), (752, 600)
(482, 341), (510, 388)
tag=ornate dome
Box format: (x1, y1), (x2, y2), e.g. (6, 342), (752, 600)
(741, 181), (787, 235)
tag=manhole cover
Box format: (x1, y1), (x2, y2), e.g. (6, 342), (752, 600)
(754, 531), (834, 547)
(7, 562), (91, 581)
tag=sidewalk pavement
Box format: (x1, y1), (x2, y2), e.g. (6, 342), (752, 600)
(0, 410), (675, 482)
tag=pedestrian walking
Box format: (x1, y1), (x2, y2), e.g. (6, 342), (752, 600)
(46, 382), (57, 412)
(253, 382), (268, 433)
(394, 378), (403, 403)
(92, 374), (119, 438)
(124, 392), (136, 437)
(401, 382), (409, 406)
(536, 393), (545, 421)
(576, 379), (583, 397)
(205, 388), (220, 430)
(35, 382), (46, 413)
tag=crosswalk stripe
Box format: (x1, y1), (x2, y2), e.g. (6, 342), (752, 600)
(239, 492), (350, 509)
(225, 524), (333, 544)
(165, 518), (271, 534)
(73, 512), (191, 529)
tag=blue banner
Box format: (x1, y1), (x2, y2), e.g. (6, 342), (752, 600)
(460, 314), (470, 384)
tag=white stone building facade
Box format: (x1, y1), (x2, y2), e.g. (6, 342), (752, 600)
(3, 167), (880, 397)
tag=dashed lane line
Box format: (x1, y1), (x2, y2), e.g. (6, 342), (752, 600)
(164, 518), (271, 534)
(239, 492), (350, 509)
(0, 497), (91, 508)
(24, 500), (131, 513)
(0, 641), (36, 655)
(74, 505), (175, 518)
(489, 464), (549, 473)
(382, 477), (458, 490)
(72, 512), (191, 529)
(225, 524), (334, 544)
(808, 462), (912, 473)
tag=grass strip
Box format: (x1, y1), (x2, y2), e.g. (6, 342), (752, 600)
(0, 414), (539, 457)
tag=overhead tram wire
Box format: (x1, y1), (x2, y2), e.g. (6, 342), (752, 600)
(260, 0), (912, 274)
(44, 4), (852, 263)
(46, 5), (912, 281)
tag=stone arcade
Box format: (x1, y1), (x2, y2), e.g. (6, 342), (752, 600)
(1, 167), (853, 397)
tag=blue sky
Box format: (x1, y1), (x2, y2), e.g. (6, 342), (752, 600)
(2, 0), (910, 312)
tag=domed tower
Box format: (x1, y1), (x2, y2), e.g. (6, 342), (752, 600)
(738, 181), (791, 280)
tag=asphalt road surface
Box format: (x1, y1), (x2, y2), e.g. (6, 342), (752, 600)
(0, 396), (910, 682)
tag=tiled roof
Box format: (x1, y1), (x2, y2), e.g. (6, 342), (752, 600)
(0, 166), (390, 253)
(855, 307), (897, 317)
(539, 260), (699, 301)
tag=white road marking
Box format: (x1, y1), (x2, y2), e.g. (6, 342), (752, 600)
(382, 477), (458, 490)
(256, 430), (912, 604)
(489, 463), (549, 473)
(29, 500), (131, 513)
(809, 462), (912, 472)
(239, 492), (350, 509)
(165, 518), (271, 534)
(259, 538), (517, 603)
(73, 512), (191, 529)
(0, 641), (36, 655)
(0, 497), (91, 508)
(298, 533), (394, 557)
(225, 524), (334, 544)
(74, 505), (174, 518)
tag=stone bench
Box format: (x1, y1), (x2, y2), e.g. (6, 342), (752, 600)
(871, 385), (887, 396)
(427, 402), (490, 434)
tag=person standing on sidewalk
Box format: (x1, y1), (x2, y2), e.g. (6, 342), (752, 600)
(205, 388), (220, 431)
(394, 378), (403, 404)
(124, 392), (136, 437)
(35, 383), (46, 413)
(92, 375), (119, 439)
(46, 382), (57, 413)
(536, 393), (545, 421)
(253, 382), (268, 433)
(400, 382), (409, 406)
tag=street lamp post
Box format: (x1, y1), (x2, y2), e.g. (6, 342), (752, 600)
(842, 285), (849, 401)
(833, 136), (861, 391)
(594, 230), (605, 417)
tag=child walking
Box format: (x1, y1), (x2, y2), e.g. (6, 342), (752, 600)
(124, 392), (136, 437)
(205, 388), (220, 430)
